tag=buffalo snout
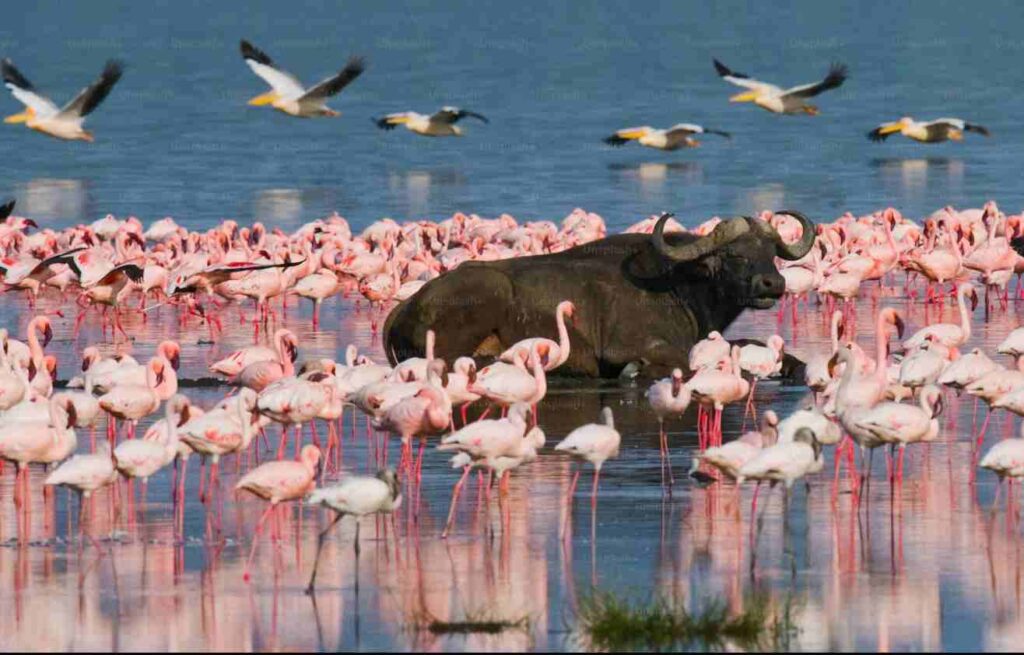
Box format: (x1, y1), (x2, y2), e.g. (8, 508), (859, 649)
(750, 272), (786, 298)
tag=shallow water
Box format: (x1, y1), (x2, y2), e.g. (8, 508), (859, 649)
(1, 0), (1023, 230)
(0, 281), (1022, 652)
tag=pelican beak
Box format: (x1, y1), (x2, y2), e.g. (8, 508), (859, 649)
(877, 122), (904, 136)
(386, 115), (410, 125)
(248, 91), (279, 106)
(4, 109), (33, 124)
(729, 91), (758, 103)
(617, 128), (648, 140)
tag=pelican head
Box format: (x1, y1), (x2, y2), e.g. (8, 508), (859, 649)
(878, 116), (913, 135)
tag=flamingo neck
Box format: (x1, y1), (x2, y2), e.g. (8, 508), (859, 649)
(555, 305), (571, 364)
(957, 288), (972, 339)
(26, 320), (43, 366)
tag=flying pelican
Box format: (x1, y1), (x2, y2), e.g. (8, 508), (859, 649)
(867, 117), (990, 143)
(240, 40), (365, 117)
(2, 59), (123, 141)
(713, 59), (847, 115)
(374, 107), (488, 136)
(603, 124), (730, 150)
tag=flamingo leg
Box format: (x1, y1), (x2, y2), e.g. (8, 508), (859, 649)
(242, 503), (276, 582)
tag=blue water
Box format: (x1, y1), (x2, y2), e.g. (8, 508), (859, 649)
(1, 0), (1021, 232)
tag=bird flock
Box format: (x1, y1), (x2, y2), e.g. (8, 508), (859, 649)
(3, 195), (1024, 589)
(0, 47), (989, 147)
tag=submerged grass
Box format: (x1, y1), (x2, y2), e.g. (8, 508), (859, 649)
(576, 592), (798, 651)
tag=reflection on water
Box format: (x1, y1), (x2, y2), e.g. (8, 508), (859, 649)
(251, 188), (347, 229)
(872, 158), (966, 202)
(0, 287), (1023, 650)
(737, 183), (786, 216)
(15, 178), (90, 224)
(387, 169), (467, 219)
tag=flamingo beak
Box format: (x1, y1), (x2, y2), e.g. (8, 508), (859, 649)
(970, 290), (979, 312)
(894, 315), (905, 339)
(170, 350), (181, 371)
(42, 323), (53, 348)
(827, 354), (838, 378)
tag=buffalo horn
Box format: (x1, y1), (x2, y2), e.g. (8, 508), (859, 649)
(652, 213), (750, 262)
(753, 210), (816, 261)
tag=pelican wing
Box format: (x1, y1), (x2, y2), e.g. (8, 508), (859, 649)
(58, 60), (123, 119)
(240, 40), (306, 99)
(430, 107), (489, 124)
(1, 59), (59, 117)
(712, 59), (776, 92)
(299, 57), (366, 100)
(782, 63), (847, 99)
(931, 118), (990, 136)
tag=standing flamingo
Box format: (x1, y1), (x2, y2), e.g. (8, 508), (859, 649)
(645, 368), (691, 488)
(236, 444), (321, 581)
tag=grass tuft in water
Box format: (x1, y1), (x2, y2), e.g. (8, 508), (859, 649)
(576, 592), (797, 650)
(412, 609), (530, 635)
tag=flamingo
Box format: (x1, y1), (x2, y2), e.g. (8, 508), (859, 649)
(498, 300), (575, 371)
(44, 442), (118, 545)
(304, 469), (401, 594)
(691, 410), (777, 482)
(688, 330), (730, 371)
(645, 368), (691, 487)
(686, 345), (750, 450)
(236, 444), (321, 581)
(114, 394), (189, 508)
(210, 329), (298, 377)
(737, 334), (784, 421)
(555, 407), (621, 515)
(854, 384), (943, 483)
(0, 395), (77, 511)
(174, 390), (258, 505)
(469, 345), (548, 415)
(233, 330), (299, 392)
(98, 356), (178, 440)
(980, 434), (1024, 506)
(903, 282), (977, 350)
(737, 427), (823, 516)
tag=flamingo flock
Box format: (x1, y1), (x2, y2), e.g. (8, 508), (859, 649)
(4, 198), (1024, 591)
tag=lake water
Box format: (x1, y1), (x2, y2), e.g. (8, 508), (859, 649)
(1, 0), (1023, 231)
(0, 283), (1021, 651)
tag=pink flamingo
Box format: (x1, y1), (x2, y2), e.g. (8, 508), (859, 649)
(235, 444), (321, 581)
(555, 407), (620, 533)
(233, 331), (298, 392)
(98, 356), (178, 441)
(210, 328), (297, 377)
(498, 300), (575, 371)
(645, 368), (691, 487)
(686, 345), (750, 450)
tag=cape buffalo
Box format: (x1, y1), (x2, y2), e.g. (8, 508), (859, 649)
(383, 211), (816, 378)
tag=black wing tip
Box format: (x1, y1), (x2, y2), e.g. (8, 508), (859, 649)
(708, 129), (731, 138)
(825, 62), (848, 85)
(712, 58), (731, 76)
(240, 39), (273, 65)
(373, 116), (397, 130)
(867, 128), (887, 142)
(603, 135), (628, 146)
(462, 110), (488, 123)
(1, 58), (32, 89)
(0, 199), (14, 220)
(965, 123), (991, 136)
(1012, 236), (1024, 258)
(345, 55), (367, 73)
(102, 59), (125, 81)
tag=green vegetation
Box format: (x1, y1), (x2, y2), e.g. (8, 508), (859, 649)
(412, 609), (530, 636)
(576, 592), (798, 651)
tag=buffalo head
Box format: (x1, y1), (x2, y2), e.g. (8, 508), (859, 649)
(651, 210), (816, 309)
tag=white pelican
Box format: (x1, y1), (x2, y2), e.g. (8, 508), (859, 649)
(603, 124), (730, 150)
(713, 59), (847, 115)
(868, 117), (990, 143)
(240, 40), (365, 118)
(374, 107), (488, 136)
(2, 59), (123, 141)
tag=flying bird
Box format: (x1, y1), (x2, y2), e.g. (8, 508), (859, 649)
(240, 39), (365, 117)
(868, 117), (990, 143)
(713, 59), (847, 115)
(2, 58), (123, 141)
(374, 106), (488, 136)
(604, 124), (730, 150)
